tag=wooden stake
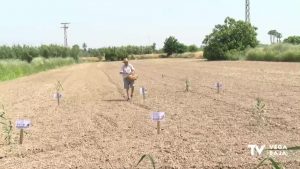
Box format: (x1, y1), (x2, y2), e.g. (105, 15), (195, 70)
(19, 129), (24, 144)
(57, 92), (60, 105)
(157, 121), (161, 134)
(142, 87), (146, 101)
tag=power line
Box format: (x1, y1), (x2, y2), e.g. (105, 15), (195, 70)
(61, 23), (70, 47)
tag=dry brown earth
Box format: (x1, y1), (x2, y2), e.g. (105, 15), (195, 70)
(0, 59), (299, 169)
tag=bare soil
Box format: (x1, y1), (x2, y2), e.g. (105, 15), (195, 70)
(0, 59), (299, 169)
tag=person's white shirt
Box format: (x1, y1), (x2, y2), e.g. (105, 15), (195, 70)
(120, 64), (135, 78)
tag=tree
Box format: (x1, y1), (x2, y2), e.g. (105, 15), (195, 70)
(276, 32), (282, 43)
(151, 43), (156, 53)
(70, 45), (80, 62)
(272, 30), (278, 43)
(202, 17), (258, 60)
(163, 36), (187, 56)
(187, 45), (198, 52)
(268, 30), (274, 44)
(176, 43), (187, 54)
(283, 36), (300, 45)
(163, 36), (178, 56)
(39, 45), (50, 58)
(268, 30), (282, 44)
(82, 43), (87, 52)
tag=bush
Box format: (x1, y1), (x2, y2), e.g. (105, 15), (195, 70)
(283, 36), (300, 45)
(202, 17), (258, 60)
(225, 49), (245, 60)
(245, 44), (300, 62)
(187, 45), (198, 52)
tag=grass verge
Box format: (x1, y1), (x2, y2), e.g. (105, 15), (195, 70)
(0, 57), (75, 81)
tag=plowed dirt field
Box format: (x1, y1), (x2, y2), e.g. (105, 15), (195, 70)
(0, 59), (299, 169)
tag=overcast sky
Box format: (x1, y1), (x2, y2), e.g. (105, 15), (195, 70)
(0, 0), (299, 48)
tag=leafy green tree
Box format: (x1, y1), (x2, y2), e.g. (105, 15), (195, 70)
(176, 43), (187, 54)
(27, 46), (39, 60)
(152, 43), (156, 53)
(70, 45), (80, 61)
(202, 17), (258, 60)
(187, 45), (198, 52)
(0, 44), (83, 62)
(82, 43), (87, 52)
(39, 45), (50, 58)
(268, 30), (282, 44)
(0, 46), (11, 59)
(283, 36), (300, 45)
(268, 30), (274, 44)
(163, 36), (187, 56)
(20, 46), (33, 62)
(276, 32), (282, 43)
(271, 30), (278, 44)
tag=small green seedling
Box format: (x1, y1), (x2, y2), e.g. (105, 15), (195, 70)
(255, 157), (281, 169)
(185, 79), (190, 92)
(0, 105), (13, 145)
(136, 154), (156, 169)
(255, 146), (300, 169)
(253, 98), (266, 125)
(4, 121), (13, 145)
(55, 80), (64, 105)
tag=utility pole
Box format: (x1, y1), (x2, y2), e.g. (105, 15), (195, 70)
(245, 0), (250, 23)
(61, 23), (70, 47)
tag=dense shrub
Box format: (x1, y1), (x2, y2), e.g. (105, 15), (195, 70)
(283, 36), (300, 45)
(187, 45), (199, 52)
(245, 44), (300, 62)
(225, 49), (246, 60)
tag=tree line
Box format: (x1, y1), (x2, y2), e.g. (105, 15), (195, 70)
(81, 42), (201, 61)
(1, 21), (299, 63)
(0, 44), (80, 62)
(84, 44), (156, 61)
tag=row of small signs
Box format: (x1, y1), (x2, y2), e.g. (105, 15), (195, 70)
(15, 112), (164, 130)
(16, 111), (164, 129)
(140, 83), (223, 95)
(53, 82), (222, 101)
(15, 82), (221, 140)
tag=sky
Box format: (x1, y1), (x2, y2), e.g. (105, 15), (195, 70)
(0, 0), (299, 48)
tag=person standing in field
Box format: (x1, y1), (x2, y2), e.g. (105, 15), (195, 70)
(120, 58), (135, 101)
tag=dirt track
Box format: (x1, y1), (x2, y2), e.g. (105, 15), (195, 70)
(0, 59), (299, 169)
